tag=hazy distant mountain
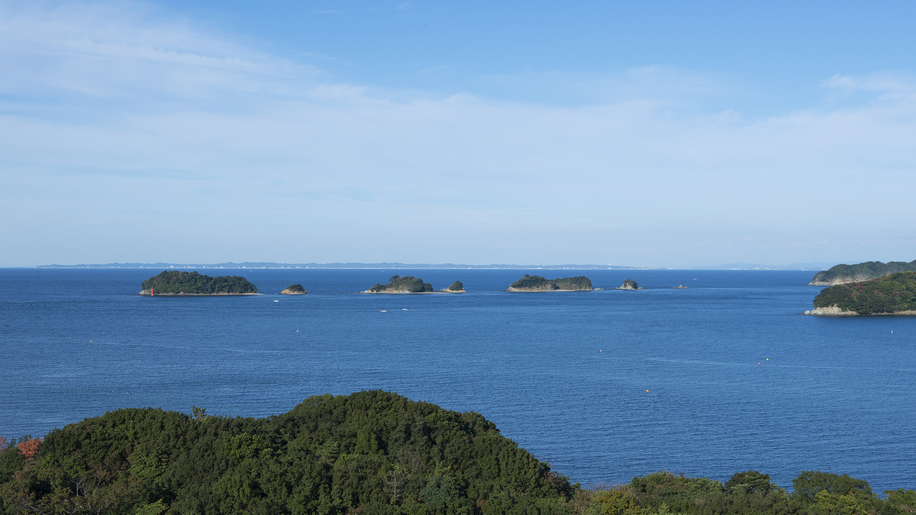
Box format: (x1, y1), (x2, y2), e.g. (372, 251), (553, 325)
(36, 262), (650, 270)
(690, 262), (836, 271)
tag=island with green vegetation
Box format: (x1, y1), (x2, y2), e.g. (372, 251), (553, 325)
(439, 280), (466, 293)
(280, 284), (307, 295)
(139, 271), (257, 296)
(809, 260), (916, 286)
(618, 279), (641, 290)
(2, 391), (913, 514)
(507, 275), (593, 292)
(806, 271), (916, 315)
(365, 275), (434, 294)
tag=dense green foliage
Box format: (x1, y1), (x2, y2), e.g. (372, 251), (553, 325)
(2, 395), (914, 514)
(810, 260), (916, 284)
(579, 470), (913, 515)
(0, 391), (574, 514)
(813, 271), (916, 314)
(508, 275), (593, 291)
(282, 284), (307, 293)
(447, 281), (465, 291)
(141, 271), (257, 295)
(369, 275), (434, 293)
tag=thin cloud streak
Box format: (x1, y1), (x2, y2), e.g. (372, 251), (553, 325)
(1, 1), (914, 267)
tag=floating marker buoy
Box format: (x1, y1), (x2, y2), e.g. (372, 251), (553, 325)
(645, 390), (649, 393)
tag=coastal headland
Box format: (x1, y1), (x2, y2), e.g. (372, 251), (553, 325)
(806, 271), (916, 315)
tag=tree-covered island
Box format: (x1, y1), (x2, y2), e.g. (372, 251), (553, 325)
(618, 279), (641, 290)
(507, 275), (593, 292)
(439, 280), (466, 293)
(1, 391), (914, 514)
(139, 271), (257, 296)
(280, 283), (307, 295)
(809, 260), (916, 286)
(806, 271), (916, 315)
(366, 275), (434, 293)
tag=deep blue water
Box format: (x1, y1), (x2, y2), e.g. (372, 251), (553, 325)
(1, 268), (914, 493)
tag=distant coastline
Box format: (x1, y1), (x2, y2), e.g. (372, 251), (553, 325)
(37, 261), (651, 270)
(31, 261), (834, 270)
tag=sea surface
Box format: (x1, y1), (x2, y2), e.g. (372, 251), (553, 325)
(1, 268), (914, 493)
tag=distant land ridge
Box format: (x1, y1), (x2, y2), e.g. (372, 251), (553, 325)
(809, 260), (916, 286)
(37, 261), (647, 270)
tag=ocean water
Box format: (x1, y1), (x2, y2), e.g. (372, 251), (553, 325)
(1, 268), (914, 493)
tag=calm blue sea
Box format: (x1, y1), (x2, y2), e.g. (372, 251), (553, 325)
(1, 268), (914, 493)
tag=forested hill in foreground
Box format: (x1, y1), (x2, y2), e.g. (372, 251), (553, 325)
(0, 391), (573, 514)
(809, 260), (916, 285)
(2, 392), (914, 515)
(0, 391), (916, 515)
(812, 271), (916, 314)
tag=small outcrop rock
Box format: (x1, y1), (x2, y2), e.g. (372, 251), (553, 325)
(440, 280), (466, 293)
(280, 284), (307, 295)
(618, 279), (640, 290)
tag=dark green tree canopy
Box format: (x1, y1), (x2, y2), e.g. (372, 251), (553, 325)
(509, 275), (593, 291)
(141, 271), (257, 295)
(369, 276), (433, 293)
(0, 391), (574, 514)
(810, 260), (916, 284)
(813, 271), (916, 314)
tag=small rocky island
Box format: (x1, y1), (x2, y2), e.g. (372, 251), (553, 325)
(809, 260), (916, 286)
(507, 275), (593, 292)
(805, 271), (916, 315)
(140, 271), (258, 296)
(365, 275), (434, 294)
(617, 279), (641, 290)
(280, 284), (307, 295)
(439, 280), (466, 293)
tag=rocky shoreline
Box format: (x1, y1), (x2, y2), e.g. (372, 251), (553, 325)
(804, 305), (916, 316)
(139, 290), (260, 296)
(506, 287), (591, 292)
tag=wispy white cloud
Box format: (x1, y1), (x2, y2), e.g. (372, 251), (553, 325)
(820, 71), (916, 95)
(0, 1), (321, 104)
(1, 1), (915, 266)
(473, 65), (735, 107)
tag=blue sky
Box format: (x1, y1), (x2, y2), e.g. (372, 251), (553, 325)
(2, 1), (915, 267)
